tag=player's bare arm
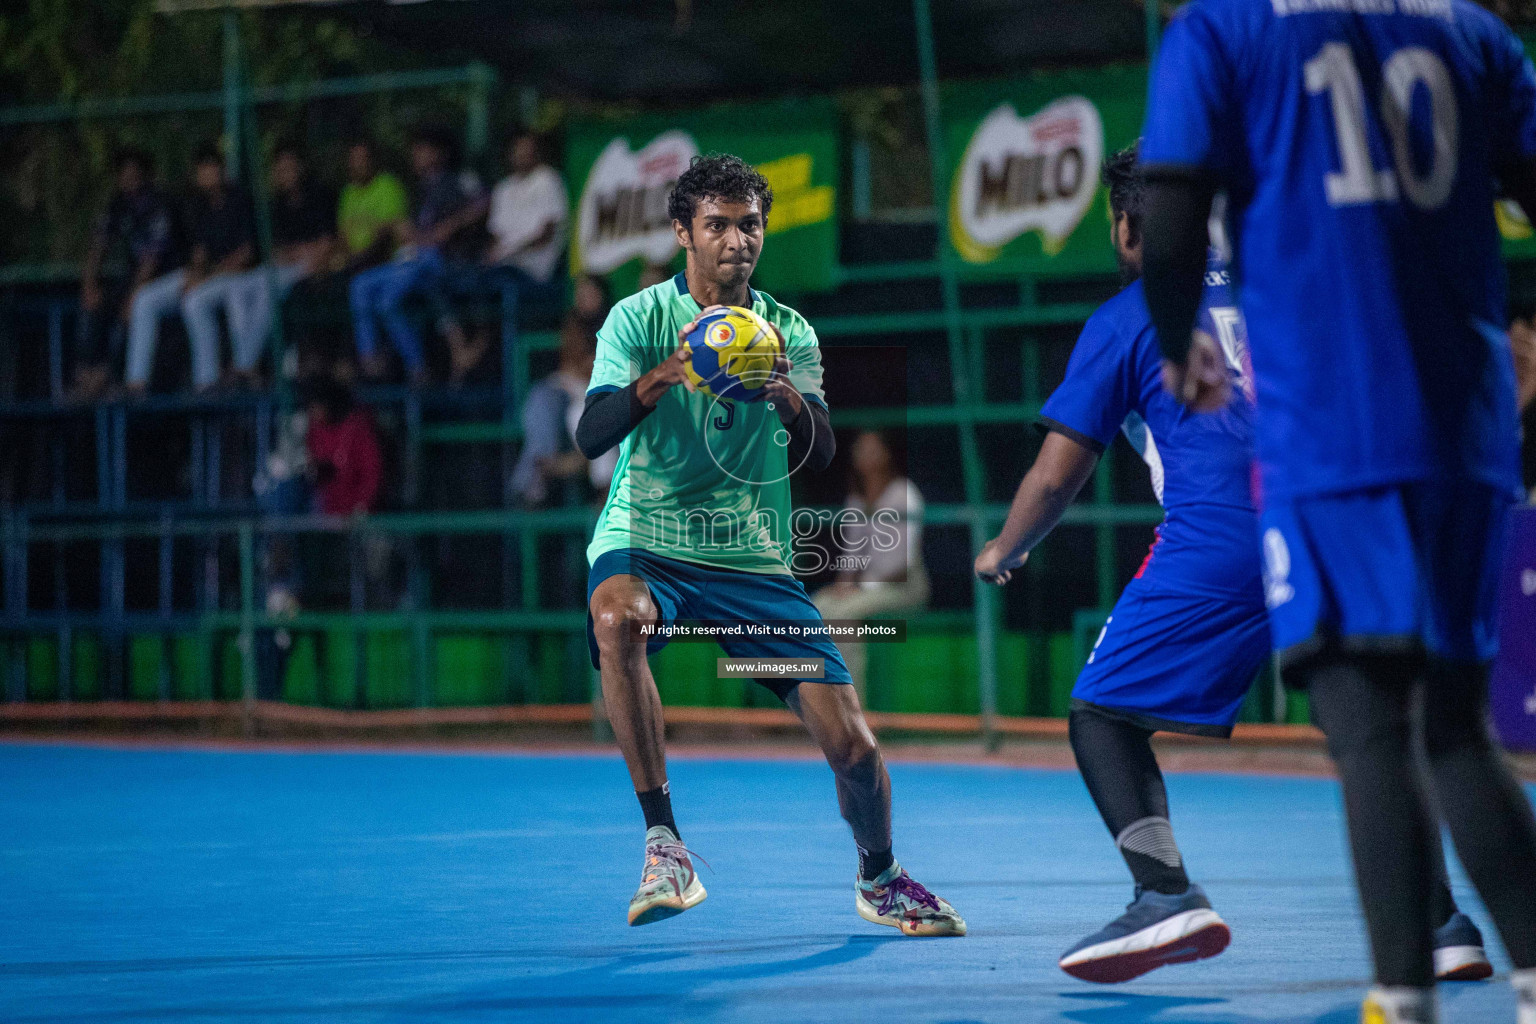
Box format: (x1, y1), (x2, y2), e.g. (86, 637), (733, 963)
(975, 431), (1100, 585)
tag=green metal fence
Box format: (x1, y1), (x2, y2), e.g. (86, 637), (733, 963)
(1, 0), (1298, 745)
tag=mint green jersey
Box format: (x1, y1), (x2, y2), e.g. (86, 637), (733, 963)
(586, 273), (828, 575)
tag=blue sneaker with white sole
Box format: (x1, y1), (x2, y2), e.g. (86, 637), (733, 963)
(1433, 911), (1492, 982)
(1059, 884), (1231, 984)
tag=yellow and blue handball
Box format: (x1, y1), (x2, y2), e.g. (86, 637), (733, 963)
(684, 306), (781, 402)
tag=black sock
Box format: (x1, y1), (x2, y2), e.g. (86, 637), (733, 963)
(1069, 704), (1191, 896)
(637, 783), (678, 838)
(859, 844), (894, 882)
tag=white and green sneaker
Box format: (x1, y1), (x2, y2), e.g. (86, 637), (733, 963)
(1514, 968), (1536, 1024)
(1360, 985), (1437, 1024)
(855, 862), (966, 936)
(627, 825), (707, 926)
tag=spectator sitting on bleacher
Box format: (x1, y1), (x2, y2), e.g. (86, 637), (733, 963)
(218, 143), (336, 388)
(124, 143), (255, 396)
(812, 430), (930, 699)
(508, 283), (615, 507)
(75, 149), (181, 402)
(484, 132), (567, 299)
(440, 132), (568, 387)
(305, 376), (382, 516)
(349, 129), (487, 385)
(337, 139), (408, 272)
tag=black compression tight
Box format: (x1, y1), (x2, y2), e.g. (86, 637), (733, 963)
(1069, 705), (1190, 895)
(1303, 654), (1536, 986)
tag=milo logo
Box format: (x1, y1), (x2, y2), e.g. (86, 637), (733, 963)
(950, 97), (1104, 264)
(576, 131), (700, 275)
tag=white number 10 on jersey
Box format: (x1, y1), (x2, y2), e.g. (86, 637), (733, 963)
(1305, 42), (1459, 210)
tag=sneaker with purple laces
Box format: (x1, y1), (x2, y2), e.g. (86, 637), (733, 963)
(855, 862), (966, 936)
(627, 825), (706, 926)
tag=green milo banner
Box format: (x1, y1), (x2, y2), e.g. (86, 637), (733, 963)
(940, 61), (1536, 269)
(941, 64), (1148, 277)
(566, 96), (838, 295)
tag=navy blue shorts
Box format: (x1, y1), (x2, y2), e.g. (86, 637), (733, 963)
(586, 548), (852, 701)
(1073, 577), (1272, 737)
(1259, 481), (1513, 671)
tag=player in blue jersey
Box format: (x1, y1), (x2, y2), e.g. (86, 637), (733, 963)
(977, 145), (1490, 985)
(1139, 2), (1536, 1021)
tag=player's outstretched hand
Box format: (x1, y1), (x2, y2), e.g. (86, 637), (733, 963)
(974, 537), (1027, 586)
(1161, 331), (1230, 413)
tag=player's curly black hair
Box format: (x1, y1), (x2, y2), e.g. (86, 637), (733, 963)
(667, 154), (774, 229)
(1102, 141), (1145, 245)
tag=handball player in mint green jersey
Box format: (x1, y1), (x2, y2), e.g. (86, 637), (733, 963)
(575, 154), (964, 936)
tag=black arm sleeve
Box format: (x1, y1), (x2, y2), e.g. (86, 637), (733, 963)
(784, 398), (835, 473)
(574, 381), (654, 459)
(1141, 171), (1218, 365)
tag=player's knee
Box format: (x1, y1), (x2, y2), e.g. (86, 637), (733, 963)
(591, 594), (656, 654)
(1303, 656), (1416, 766)
(824, 724), (880, 781)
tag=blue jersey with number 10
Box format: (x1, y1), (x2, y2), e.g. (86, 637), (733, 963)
(1141, 0), (1533, 503)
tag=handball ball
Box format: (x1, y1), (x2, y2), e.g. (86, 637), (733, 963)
(684, 306), (781, 402)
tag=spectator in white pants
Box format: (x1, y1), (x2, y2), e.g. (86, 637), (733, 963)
(217, 144), (336, 386)
(812, 430), (930, 698)
(125, 143), (254, 394)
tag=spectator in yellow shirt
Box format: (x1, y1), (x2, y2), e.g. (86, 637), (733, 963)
(337, 139), (408, 271)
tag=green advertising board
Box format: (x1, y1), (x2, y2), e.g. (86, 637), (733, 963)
(1498, 199), (1536, 258)
(941, 64), (1147, 278)
(938, 58), (1536, 271)
(566, 96), (839, 295)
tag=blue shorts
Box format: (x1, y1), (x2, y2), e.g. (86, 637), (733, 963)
(1259, 482), (1513, 670)
(586, 548), (852, 701)
(1073, 577), (1272, 737)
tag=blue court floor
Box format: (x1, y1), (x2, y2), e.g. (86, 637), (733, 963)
(1, 742), (1529, 1024)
